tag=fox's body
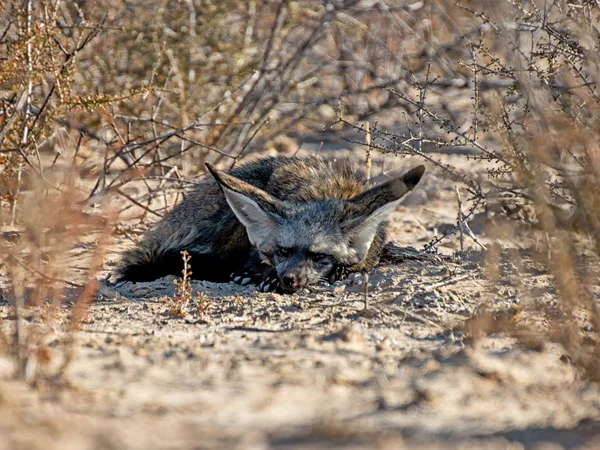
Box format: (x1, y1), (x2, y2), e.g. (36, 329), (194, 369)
(118, 156), (424, 293)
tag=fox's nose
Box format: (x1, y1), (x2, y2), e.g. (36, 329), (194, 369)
(281, 274), (296, 288)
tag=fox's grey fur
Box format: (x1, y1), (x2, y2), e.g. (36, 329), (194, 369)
(118, 156), (425, 293)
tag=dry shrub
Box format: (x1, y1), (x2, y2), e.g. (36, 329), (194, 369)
(4, 0), (469, 229)
(460, 0), (600, 380)
(0, 0), (118, 385)
(0, 173), (113, 385)
(339, 1), (600, 378)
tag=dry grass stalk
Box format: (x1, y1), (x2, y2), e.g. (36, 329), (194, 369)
(166, 250), (193, 317)
(455, 186), (464, 253)
(161, 251), (211, 319)
(363, 121), (372, 310)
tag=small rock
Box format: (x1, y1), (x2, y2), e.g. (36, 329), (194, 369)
(349, 273), (365, 285)
(332, 281), (346, 293)
(336, 323), (364, 345)
(129, 285), (152, 297)
(376, 337), (393, 352)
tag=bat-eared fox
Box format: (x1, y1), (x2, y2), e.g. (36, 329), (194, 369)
(118, 156), (425, 293)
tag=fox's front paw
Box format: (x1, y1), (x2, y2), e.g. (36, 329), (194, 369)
(258, 276), (280, 293)
(231, 271), (256, 286)
(329, 266), (350, 283)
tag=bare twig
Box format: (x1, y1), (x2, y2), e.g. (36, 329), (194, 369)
(456, 186), (464, 253)
(383, 303), (444, 330)
(422, 273), (470, 293)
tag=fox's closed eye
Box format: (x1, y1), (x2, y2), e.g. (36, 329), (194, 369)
(312, 253), (331, 263)
(276, 246), (291, 257)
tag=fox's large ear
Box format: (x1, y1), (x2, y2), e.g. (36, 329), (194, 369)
(206, 163), (284, 247)
(344, 165), (425, 259)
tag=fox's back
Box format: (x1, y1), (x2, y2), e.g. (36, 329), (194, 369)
(251, 156), (367, 201)
(190, 156), (367, 204)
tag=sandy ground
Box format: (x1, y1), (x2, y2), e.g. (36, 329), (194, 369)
(1, 149), (600, 449)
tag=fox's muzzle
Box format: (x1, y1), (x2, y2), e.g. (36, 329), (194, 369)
(278, 255), (310, 293)
(279, 271), (309, 293)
